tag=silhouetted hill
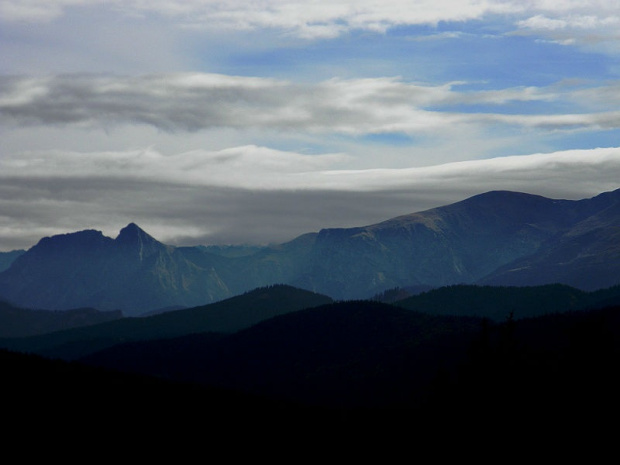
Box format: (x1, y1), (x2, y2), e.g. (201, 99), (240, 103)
(371, 285), (435, 303)
(5, 295), (620, 442)
(0, 284), (332, 359)
(394, 284), (590, 321)
(83, 300), (483, 408)
(81, 300), (620, 425)
(428, 305), (620, 422)
(0, 348), (343, 437)
(0, 300), (122, 338)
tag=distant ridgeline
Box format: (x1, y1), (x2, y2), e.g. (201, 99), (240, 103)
(1, 188), (620, 315)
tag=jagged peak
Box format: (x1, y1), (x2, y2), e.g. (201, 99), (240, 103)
(115, 223), (160, 246)
(117, 222), (145, 237)
(119, 222), (143, 233)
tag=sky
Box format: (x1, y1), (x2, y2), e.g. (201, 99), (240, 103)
(2, 0), (620, 250)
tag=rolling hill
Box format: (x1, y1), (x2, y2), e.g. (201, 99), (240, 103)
(0, 300), (122, 338)
(0, 284), (332, 359)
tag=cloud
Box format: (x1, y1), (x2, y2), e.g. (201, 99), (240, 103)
(3, 1), (620, 50)
(0, 0), (92, 22)
(0, 1), (517, 30)
(513, 4), (620, 50)
(1, 145), (619, 250)
(2, 3), (619, 251)
(3, 73), (614, 137)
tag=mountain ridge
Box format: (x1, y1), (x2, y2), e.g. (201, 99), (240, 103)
(1, 187), (619, 313)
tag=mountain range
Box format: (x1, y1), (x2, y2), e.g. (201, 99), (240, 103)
(1, 188), (619, 315)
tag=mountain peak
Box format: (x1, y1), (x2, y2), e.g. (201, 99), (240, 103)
(115, 223), (160, 248)
(118, 222), (143, 235)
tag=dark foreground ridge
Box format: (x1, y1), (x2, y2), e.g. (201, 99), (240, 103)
(5, 302), (620, 445)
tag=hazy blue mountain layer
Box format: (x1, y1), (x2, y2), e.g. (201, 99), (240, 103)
(1, 188), (619, 313)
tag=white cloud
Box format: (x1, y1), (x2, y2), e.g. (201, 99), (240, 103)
(1, 145), (618, 249)
(518, 15), (568, 31)
(0, 145), (351, 191)
(3, 0), (619, 47)
(0, 0), (516, 29)
(2, 2), (620, 250)
(514, 5), (620, 50)
(517, 13), (620, 36)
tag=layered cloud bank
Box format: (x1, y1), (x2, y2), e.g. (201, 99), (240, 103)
(3, 74), (619, 134)
(3, 1), (620, 47)
(1, 145), (618, 250)
(1, 1), (619, 250)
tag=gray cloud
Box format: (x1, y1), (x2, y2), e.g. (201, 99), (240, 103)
(2, 3), (619, 255)
(1, 145), (619, 251)
(2, 73), (617, 137)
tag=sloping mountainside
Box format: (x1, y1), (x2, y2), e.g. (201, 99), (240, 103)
(1, 188), (619, 313)
(0, 284), (332, 359)
(481, 190), (620, 290)
(299, 189), (620, 298)
(0, 300), (122, 338)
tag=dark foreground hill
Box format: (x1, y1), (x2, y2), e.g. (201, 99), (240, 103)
(0, 348), (350, 439)
(4, 296), (620, 447)
(82, 300), (484, 409)
(2, 188), (620, 313)
(80, 299), (620, 424)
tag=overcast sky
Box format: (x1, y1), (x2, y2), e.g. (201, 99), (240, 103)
(2, 0), (620, 250)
